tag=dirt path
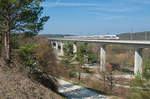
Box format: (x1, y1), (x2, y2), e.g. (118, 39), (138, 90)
(58, 79), (108, 99)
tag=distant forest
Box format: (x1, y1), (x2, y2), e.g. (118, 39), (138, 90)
(119, 31), (150, 40)
(41, 34), (74, 38)
(42, 31), (150, 40)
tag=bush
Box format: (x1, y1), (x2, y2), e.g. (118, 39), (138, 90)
(128, 75), (150, 99)
(18, 40), (59, 92)
(35, 39), (60, 77)
(87, 53), (97, 64)
(11, 34), (20, 49)
(63, 42), (74, 56)
(18, 43), (38, 68)
(30, 71), (58, 92)
(69, 69), (77, 78)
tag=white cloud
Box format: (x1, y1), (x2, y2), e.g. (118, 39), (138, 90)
(41, 2), (103, 7)
(121, 0), (150, 4)
(104, 8), (134, 12)
(56, 0), (61, 5)
(104, 15), (125, 20)
(93, 7), (139, 13)
(89, 12), (125, 20)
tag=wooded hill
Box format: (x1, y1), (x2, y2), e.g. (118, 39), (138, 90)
(118, 31), (150, 40)
(41, 34), (74, 38)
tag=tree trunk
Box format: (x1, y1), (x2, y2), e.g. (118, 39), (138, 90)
(78, 64), (81, 82)
(5, 2), (11, 64)
(103, 72), (106, 91)
(5, 23), (11, 63)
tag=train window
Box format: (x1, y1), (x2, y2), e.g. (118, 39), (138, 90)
(104, 36), (110, 37)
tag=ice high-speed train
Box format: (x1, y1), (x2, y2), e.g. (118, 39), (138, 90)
(64, 35), (119, 40)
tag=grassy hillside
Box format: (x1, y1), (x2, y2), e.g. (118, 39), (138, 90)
(0, 35), (65, 99)
(119, 31), (150, 40)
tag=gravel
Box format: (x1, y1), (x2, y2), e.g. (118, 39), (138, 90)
(58, 79), (108, 99)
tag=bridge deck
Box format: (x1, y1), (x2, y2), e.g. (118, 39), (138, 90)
(48, 38), (150, 46)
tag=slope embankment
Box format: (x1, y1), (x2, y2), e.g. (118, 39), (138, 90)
(0, 67), (63, 99)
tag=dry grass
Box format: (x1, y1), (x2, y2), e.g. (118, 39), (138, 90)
(0, 67), (63, 99)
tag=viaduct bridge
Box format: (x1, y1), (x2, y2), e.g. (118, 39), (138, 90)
(48, 38), (150, 75)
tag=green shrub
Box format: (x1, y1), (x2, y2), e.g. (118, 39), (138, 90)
(18, 43), (39, 67)
(69, 70), (77, 78)
(128, 75), (150, 99)
(143, 58), (150, 79)
(18, 42), (59, 92)
(63, 42), (74, 56)
(129, 57), (150, 98)
(11, 34), (20, 49)
(87, 53), (97, 64)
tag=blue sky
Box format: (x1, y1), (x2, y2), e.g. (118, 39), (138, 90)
(40, 0), (150, 35)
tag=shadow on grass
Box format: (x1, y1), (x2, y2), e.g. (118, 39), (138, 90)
(86, 87), (108, 95)
(120, 68), (134, 74)
(59, 84), (107, 99)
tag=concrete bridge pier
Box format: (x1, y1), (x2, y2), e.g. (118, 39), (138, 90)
(73, 42), (77, 53)
(100, 44), (106, 72)
(134, 47), (143, 74)
(51, 41), (53, 47)
(51, 41), (55, 48)
(60, 41), (64, 56)
(55, 41), (59, 50)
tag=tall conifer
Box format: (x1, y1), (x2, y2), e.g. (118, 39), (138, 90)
(0, 0), (49, 63)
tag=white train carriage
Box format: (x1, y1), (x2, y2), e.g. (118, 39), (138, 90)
(64, 35), (119, 40)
